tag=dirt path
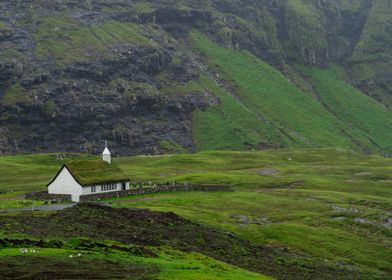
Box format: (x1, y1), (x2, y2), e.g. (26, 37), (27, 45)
(1, 203), (77, 213)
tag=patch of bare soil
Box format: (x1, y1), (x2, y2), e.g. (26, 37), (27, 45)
(0, 256), (158, 280)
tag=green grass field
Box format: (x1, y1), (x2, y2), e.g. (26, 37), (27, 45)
(114, 149), (392, 276)
(0, 148), (391, 278)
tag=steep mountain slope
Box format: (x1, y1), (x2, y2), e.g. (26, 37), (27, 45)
(191, 32), (392, 153)
(299, 65), (392, 151)
(0, 0), (391, 155)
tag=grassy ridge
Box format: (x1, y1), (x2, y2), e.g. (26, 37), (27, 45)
(192, 75), (281, 150)
(190, 32), (349, 149)
(189, 32), (392, 154)
(300, 65), (392, 153)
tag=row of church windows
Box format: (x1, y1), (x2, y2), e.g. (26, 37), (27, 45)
(102, 183), (117, 191)
(91, 183), (117, 193)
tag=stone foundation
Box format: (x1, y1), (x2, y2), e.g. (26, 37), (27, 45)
(24, 191), (71, 201)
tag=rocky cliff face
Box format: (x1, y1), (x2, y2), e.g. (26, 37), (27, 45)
(0, 0), (390, 155)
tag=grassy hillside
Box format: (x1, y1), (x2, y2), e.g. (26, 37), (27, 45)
(192, 75), (279, 150)
(0, 149), (391, 278)
(189, 32), (392, 154)
(299, 65), (392, 154)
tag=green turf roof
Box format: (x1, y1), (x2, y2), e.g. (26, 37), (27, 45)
(65, 160), (129, 186)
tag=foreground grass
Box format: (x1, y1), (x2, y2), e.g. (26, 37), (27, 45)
(0, 247), (269, 280)
(0, 148), (391, 277)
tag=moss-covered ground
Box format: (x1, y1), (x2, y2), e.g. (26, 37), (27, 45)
(65, 160), (128, 185)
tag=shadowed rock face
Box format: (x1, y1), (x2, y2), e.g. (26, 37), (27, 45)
(0, 8), (216, 155)
(0, 0), (390, 155)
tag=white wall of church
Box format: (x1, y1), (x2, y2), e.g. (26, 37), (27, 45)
(102, 153), (111, 164)
(48, 167), (83, 202)
(48, 166), (131, 201)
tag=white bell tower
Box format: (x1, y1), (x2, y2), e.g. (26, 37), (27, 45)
(102, 140), (111, 164)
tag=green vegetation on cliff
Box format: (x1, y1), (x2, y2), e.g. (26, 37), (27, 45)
(0, 21), (8, 30)
(284, 0), (327, 64)
(348, 0), (392, 107)
(1, 83), (32, 106)
(34, 17), (154, 63)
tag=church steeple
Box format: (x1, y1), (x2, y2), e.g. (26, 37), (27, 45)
(102, 140), (111, 164)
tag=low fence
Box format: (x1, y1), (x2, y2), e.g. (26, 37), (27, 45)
(24, 184), (231, 202)
(79, 184), (231, 202)
(24, 191), (71, 202)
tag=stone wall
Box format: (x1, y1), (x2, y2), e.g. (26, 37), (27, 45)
(24, 184), (231, 202)
(24, 191), (71, 201)
(79, 184), (231, 202)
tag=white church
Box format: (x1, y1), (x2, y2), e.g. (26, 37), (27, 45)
(47, 144), (130, 202)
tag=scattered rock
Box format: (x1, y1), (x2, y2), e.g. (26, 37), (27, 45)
(332, 216), (345, 221)
(230, 214), (249, 225)
(382, 218), (392, 229)
(257, 168), (278, 175)
(229, 214), (270, 225)
(353, 218), (374, 225)
(331, 205), (359, 213)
